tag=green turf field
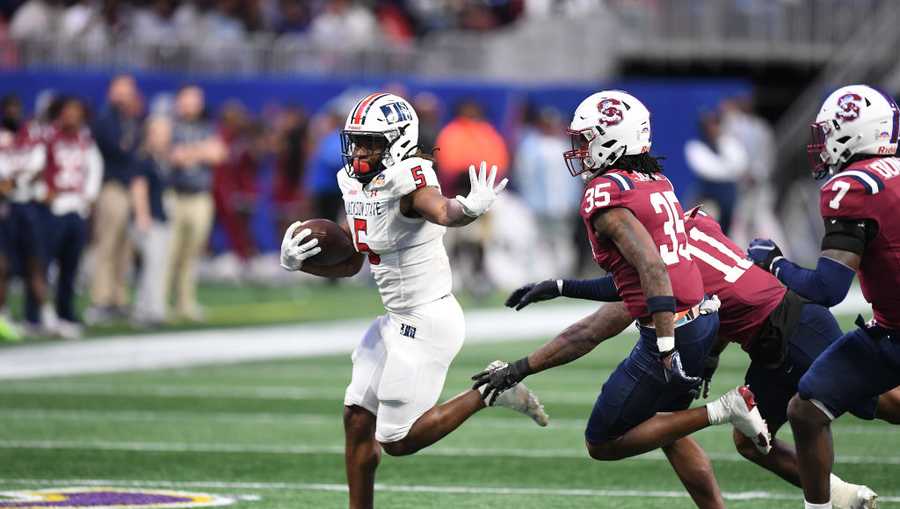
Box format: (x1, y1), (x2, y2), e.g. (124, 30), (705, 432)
(1, 317), (898, 508)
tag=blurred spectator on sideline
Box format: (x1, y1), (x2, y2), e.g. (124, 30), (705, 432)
(43, 96), (103, 340)
(272, 106), (308, 234)
(166, 85), (225, 322)
(18, 94), (57, 336)
(133, 0), (179, 45)
(434, 99), (508, 198)
(0, 94), (23, 341)
(684, 111), (747, 234)
(130, 115), (173, 328)
(435, 99), (508, 298)
(721, 95), (787, 248)
(413, 92), (441, 155)
(514, 106), (580, 278)
(212, 100), (258, 262)
(87, 74), (141, 325)
(305, 102), (346, 222)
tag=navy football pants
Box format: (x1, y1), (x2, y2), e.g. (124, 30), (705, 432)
(585, 312), (719, 444)
(746, 303), (877, 432)
(798, 320), (900, 420)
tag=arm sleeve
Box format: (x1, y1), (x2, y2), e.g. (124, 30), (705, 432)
(561, 276), (621, 302)
(771, 256), (856, 307)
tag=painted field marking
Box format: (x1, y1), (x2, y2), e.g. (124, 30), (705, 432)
(3, 439), (899, 465)
(0, 408), (890, 435)
(0, 478), (898, 503)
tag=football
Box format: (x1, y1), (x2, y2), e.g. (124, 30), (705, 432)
(295, 218), (356, 267)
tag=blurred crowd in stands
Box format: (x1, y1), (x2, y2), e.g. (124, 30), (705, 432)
(0, 0), (598, 49)
(0, 72), (776, 343)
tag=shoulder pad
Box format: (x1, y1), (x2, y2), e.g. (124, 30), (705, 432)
(579, 172), (634, 220)
(381, 158), (440, 196)
(820, 171), (879, 219)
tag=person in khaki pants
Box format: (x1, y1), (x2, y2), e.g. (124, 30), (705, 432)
(166, 86), (225, 321)
(87, 75), (142, 325)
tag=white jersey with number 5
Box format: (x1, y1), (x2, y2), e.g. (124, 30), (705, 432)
(337, 157), (452, 312)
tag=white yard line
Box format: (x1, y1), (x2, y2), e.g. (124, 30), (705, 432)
(0, 302), (603, 380)
(0, 408), (889, 435)
(0, 289), (871, 380)
(2, 438), (898, 465)
(0, 477), (898, 503)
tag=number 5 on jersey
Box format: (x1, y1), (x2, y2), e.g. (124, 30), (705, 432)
(353, 218), (381, 265)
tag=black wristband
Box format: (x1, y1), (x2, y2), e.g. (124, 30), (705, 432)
(646, 295), (676, 314)
(512, 357), (532, 378)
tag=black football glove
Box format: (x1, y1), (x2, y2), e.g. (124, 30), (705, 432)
(747, 238), (783, 273)
(505, 280), (561, 311)
(471, 358), (532, 405)
(660, 350), (703, 399)
(700, 354), (719, 399)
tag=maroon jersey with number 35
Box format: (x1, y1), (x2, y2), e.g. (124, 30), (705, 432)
(580, 169), (704, 319)
(819, 157), (900, 330)
(684, 209), (786, 349)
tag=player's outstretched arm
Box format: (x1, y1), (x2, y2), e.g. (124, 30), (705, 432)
(505, 276), (621, 311)
(748, 238), (860, 307)
(406, 161), (507, 227)
(472, 302), (633, 402)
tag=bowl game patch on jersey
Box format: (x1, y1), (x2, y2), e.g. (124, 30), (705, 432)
(0, 487), (234, 508)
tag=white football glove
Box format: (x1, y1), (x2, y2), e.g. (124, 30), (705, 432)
(280, 221), (322, 271)
(455, 161), (508, 218)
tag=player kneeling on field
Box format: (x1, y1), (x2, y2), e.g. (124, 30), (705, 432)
(279, 93), (548, 509)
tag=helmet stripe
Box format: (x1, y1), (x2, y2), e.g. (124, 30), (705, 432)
(351, 93), (389, 125)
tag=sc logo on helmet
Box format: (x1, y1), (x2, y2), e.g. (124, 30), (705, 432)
(596, 98), (624, 127)
(835, 93), (863, 122)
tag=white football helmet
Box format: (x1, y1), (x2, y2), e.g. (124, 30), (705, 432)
(808, 84), (899, 178)
(564, 90), (652, 178)
(341, 92), (419, 182)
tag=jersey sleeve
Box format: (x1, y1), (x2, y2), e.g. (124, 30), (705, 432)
(579, 173), (635, 223)
(819, 173), (880, 221)
(392, 158), (440, 196)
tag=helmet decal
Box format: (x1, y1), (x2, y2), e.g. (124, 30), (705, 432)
(874, 88), (900, 143)
(835, 93), (864, 122)
(597, 98), (624, 127)
(380, 102), (413, 124)
(350, 93), (390, 125)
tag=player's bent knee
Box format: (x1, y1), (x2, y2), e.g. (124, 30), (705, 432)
(732, 429), (762, 461)
(344, 405), (377, 438)
(877, 390), (900, 424)
(584, 440), (618, 461)
(787, 394), (829, 427)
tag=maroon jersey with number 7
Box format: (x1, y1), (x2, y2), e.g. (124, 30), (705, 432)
(580, 169), (704, 319)
(819, 156), (900, 330)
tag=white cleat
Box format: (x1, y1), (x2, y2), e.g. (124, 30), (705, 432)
(718, 386), (771, 454)
(831, 475), (878, 509)
(483, 361), (550, 427)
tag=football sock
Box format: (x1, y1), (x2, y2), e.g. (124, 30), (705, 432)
(705, 397), (727, 425)
(804, 501), (831, 509)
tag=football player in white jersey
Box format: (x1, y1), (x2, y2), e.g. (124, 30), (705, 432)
(280, 92), (548, 509)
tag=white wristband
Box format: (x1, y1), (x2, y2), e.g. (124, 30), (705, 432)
(657, 335), (675, 353)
